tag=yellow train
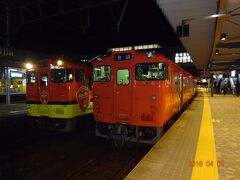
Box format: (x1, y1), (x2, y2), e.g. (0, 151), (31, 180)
(0, 70), (26, 94)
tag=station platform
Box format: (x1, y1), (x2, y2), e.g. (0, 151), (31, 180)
(126, 88), (240, 180)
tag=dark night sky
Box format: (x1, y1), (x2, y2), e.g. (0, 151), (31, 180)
(0, 0), (183, 57)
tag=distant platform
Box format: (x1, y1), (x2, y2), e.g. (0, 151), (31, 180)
(0, 92), (26, 95)
(0, 102), (26, 118)
(126, 88), (240, 180)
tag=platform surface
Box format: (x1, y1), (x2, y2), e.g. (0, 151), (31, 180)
(126, 89), (240, 180)
(0, 103), (26, 118)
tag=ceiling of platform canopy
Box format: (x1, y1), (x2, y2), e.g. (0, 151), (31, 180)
(155, 0), (240, 71)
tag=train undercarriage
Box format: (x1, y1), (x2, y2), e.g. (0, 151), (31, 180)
(95, 122), (163, 147)
(28, 117), (78, 132)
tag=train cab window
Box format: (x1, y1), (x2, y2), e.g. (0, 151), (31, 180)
(66, 69), (73, 82)
(75, 70), (85, 82)
(40, 74), (48, 87)
(135, 63), (166, 80)
(26, 71), (36, 84)
(117, 69), (129, 85)
(93, 66), (111, 82)
(51, 69), (73, 83)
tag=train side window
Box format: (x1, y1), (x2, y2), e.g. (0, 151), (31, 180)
(51, 69), (73, 83)
(174, 74), (178, 93)
(117, 69), (129, 85)
(40, 73), (48, 87)
(66, 69), (73, 82)
(26, 71), (36, 84)
(135, 62), (166, 81)
(93, 66), (111, 82)
(75, 70), (85, 82)
(165, 65), (169, 80)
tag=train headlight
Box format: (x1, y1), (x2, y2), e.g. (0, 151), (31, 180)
(57, 60), (63, 66)
(151, 95), (157, 101)
(25, 63), (33, 69)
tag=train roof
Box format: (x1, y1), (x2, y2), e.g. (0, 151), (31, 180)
(93, 49), (194, 78)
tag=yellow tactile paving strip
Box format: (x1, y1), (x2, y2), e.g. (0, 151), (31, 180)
(191, 93), (218, 180)
(209, 95), (240, 180)
(126, 93), (205, 180)
(126, 90), (240, 180)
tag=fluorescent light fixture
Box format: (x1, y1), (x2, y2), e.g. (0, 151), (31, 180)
(231, 70), (236, 77)
(108, 44), (161, 52)
(209, 13), (226, 18)
(134, 44), (161, 50)
(11, 72), (23, 78)
(109, 46), (133, 52)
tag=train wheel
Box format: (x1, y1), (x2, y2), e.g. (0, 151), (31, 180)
(61, 119), (77, 132)
(109, 125), (128, 148)
(112, 134), (125, 148)
(27, 117), (37, 129)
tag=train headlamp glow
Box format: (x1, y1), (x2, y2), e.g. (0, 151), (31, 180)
(57, 60), (63, 66)
(25, 63), (33, 69)
(151, 95), (157, 101)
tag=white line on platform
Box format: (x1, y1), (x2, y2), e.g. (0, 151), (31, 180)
(9, 110), (26, 114)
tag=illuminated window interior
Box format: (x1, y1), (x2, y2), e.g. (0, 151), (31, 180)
(175, 53), (193, 63)
(117, 69), (129, 85)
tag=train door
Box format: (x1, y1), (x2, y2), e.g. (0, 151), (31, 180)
(39, 72), (50, 104)
(179, 74), (183, 109)
(113, 67), (132, 122)
(26, 70), (38, 102)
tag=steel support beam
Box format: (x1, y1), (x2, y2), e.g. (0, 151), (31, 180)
(9, 0), (121, 25)
(0, 0), (125, 43)
(216, 42), (240, 48)
(6, 5), (10, 47)
(116, 0), (128, 34)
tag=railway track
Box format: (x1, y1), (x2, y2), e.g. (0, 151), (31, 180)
(63, 143), (151, 180)
(0, 114), (152, 180)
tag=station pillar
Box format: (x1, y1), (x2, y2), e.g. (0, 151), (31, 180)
(211, 73), (214, 97)
(5, 67), (10, 104)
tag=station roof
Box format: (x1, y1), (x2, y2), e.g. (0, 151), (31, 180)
(0, 0), (239, 73)
(156, 0), (240, 71)
(0, 0), (182, 60)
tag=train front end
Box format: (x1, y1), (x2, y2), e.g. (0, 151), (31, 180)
(26, 59), (93, 131)
(93, 45), (170, 144)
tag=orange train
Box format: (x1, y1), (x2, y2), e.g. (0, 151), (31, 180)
(26, 59), (93, 131)
(93, 45), (196, 144)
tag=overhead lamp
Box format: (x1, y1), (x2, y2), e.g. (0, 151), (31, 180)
(215, 50), (219, 55)
(221, 33), (226, 41)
